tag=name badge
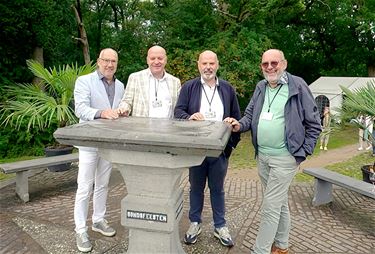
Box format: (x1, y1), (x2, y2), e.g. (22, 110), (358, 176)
(260, 112), (273, 120)
(204, 111), (216, 119)
(152, 100), (162, 108)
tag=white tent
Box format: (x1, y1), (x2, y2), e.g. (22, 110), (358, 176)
(309, 77), (375, 115)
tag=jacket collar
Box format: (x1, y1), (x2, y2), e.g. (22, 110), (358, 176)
(259, 72), (299, 98)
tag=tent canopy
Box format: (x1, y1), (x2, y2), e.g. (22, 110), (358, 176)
(309, 77), (374, 115)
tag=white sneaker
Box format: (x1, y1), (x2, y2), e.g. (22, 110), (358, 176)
(324, 147), (328, 151)
(366, 146), (372, 151)
(358, 147), (363, 151)
(320, 146), (323, 150)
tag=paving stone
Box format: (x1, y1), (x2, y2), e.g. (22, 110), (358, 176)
(1, 165), (374, 254)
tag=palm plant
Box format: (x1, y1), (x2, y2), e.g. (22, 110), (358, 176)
(340, 80), (375, 139)
(340, 79), (375, 120)
(1, 60), (96, 144)
(340, 79), (375, 171)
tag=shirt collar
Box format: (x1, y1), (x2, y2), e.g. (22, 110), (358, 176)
(264, 71), (288, 87)
(148, 68), (166, 81)
(200, 76), (219, 87)
(278, 72), (288, 86)
(97, 70), (116, 82)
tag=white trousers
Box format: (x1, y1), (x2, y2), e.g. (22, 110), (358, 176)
(74, 149), (112, 233)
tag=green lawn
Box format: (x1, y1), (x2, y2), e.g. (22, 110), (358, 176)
(228, 132), (256, 170)
(311, 123), (358, 155)
(294, 152), (374, 182)
(229, 124), (374, 182)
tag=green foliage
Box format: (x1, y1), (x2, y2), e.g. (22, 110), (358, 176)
(0, 60), (96, 134)
(0, 0), (82, 87)
(0, 124), (55, 159)
(156, 0), (218, 49)
(207, 28), (271, 107)
(1, 0), (374, 160)
(2, 0), (374, 101)
(339, 80), (375, 145)
(167, 48), (201, 84)
(340, 80), (375, 119)
(277, 0), (375, 82)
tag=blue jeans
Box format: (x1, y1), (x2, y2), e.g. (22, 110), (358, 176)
(188, 154), (228, 228)
(252, 153), (298, 254)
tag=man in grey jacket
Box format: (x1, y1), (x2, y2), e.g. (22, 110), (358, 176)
(225, 49), (321, 254)
(73, 48), (124, 252)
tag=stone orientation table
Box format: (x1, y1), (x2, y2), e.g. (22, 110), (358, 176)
(54, 117), (232, 254)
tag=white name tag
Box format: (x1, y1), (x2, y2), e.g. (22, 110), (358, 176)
(204, 111), (216, 119)
(152, 100), (162, 108)
(260, 112), (273, 120)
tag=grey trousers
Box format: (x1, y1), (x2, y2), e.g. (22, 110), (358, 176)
(252, 153), (298, 254)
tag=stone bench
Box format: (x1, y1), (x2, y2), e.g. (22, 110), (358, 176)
(303, 167), (375, 206)
(0, 153), (79, 202)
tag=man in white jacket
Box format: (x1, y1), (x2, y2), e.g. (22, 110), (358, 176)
(73, 48), (124, 252)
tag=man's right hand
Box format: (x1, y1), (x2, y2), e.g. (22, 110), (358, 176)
(189, 112), (205, 121)
(101, 109), (119, 119)
(223, 117), (241, 132)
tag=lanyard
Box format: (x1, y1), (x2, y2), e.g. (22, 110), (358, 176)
(267, 84), (283, 112)
(154, 79), (159, 101)
(202, 84), (217, 112)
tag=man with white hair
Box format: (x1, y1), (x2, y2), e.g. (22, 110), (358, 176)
(225, 49), (321, 254)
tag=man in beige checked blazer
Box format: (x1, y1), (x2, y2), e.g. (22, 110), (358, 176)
(118, 45), (181, 118)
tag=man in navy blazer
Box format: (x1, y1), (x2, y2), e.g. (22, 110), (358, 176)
(174, 50), (241, 247)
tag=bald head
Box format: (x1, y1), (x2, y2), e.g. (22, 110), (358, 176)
(148, 45), (166, 56)
(198, 50), (218, 63)
(99, 48), (118, 59)
(262, 49), (285, 61)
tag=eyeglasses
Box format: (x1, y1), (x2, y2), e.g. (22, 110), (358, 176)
(99, 58), (117, 65)
(261, 60), (283, 69)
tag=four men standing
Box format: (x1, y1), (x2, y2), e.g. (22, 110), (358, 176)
(73, 46), (320, 253)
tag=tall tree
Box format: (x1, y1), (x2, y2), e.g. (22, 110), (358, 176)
(264, 0), (375, 81)
(72, 0), (91, 64)
(0, 0), (82, 87)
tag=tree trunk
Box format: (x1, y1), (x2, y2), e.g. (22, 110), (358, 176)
(368, 65), (375, 77)
(72, 1), (90, 64)
(32, 47), (44, 85)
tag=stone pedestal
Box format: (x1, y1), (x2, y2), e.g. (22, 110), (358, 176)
(54, 117), (231, 254)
